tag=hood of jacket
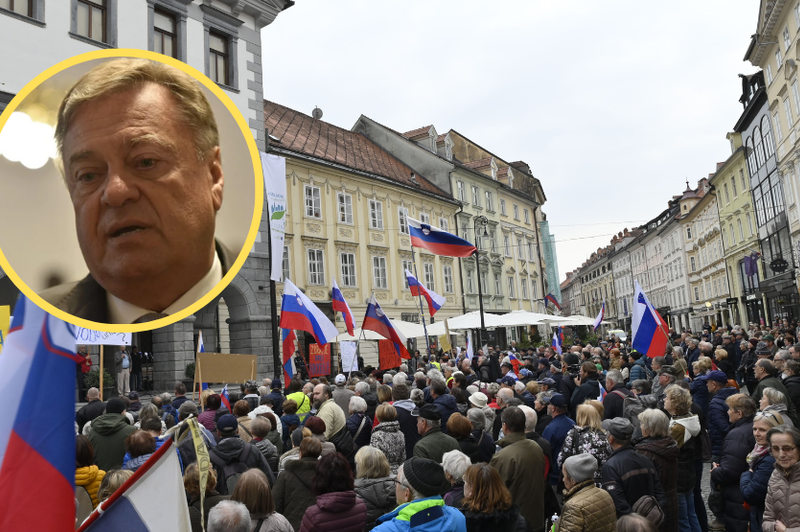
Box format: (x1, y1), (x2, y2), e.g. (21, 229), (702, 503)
(213, 436), (246, 461)
(284, 457), (318, 489)
(712, 386), (739, 403)
(374, 420), (400, 434)
(671, 414), (701, 443)
(316, 490), (358, 512)
(635, 436), (680, 461)
(91, 413), (132, 435)
(433, 393), (458, 412)
(393, 399), (416, 413)
(124, 453), (153, 471)
(75, 465), (103, 486)
(354, 476), (395, 506)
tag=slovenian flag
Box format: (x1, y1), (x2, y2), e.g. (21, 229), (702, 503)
(545, 293), (562, 311)
(362, 295), (410, 360)
(197, 331), (209, 391)
(404, 269), (446, 316)
(220, 384), (231, 411)
(593, 298), (605, 331)
(632, 281), (669, 358)
(408, 217), (477, 258)
(282, 328), (296, 384)
(465, 335), (474, 362)
(77, 438), (191, 531)
(508, 353), (522, 376)
(0, 295), (78, 531)
(551, 330), (562, 355)
(331, 279), (356, 336)
(597, 382), (607, 402)
(280, 279), (339, 345)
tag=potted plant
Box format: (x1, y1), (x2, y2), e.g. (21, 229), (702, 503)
(183, 362), (196, 391)
(84, 368), (115, 399)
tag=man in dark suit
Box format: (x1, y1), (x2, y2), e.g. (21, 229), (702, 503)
(40, 58), (232, 324)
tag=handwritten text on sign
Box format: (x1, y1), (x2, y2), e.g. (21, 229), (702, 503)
(308, 343), (331, 377)
(74, 328), (131, 346)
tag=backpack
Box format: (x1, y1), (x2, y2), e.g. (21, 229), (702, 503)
(209, 443), (252, 495)
(623, 396), (648, 440)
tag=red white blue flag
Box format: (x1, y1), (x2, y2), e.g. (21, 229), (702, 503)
(545, 293), (562, 311)
(282, 328), (296, 384)
(408, 217), (477, 258)
(331, 279), (356, 336)
(593, 298), (605, 331)
(362, 295), (410, 360)
(220, 384), (231, 411)
(404, 269), (446, 316)
(280, 279), (338, 345)
(0, 295), (78, 530)
(507, 353), (522, 376)
(632, 281), (669, 358)
(551, 329), (563, 355)
(78, 438), (191, 531)
(597, 382), (607, 402)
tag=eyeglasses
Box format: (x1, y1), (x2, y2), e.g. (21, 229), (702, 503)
(394, 479), (410, 490)
(771, 446), (797, 455)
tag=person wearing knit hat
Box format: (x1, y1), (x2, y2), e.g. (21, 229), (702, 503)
(557, 453), (617, 532)
(372, 456), (466, 532)
(87, 397), (136, 472)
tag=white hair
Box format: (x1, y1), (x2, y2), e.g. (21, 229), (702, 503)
(393, 372), (408, 386)
(355, 381), (370, 395)
(207, 500), (251, 532)
(606, 370), (624, 386)
(518, 405), (538, 433)
(441, 450), (471, 482)
(514, 381), (526, 393)
(349, 395), (367, 413)
(399, 364), (408, 373)
(427, 369), (443, 382)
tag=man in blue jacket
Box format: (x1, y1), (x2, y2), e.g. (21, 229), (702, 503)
(541, 393), (575, 487)
(373, 457), (466, 532)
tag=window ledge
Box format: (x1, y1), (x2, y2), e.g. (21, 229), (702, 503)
(0, 8), (45, 27)
(69, 32), (114, 48)
(215, 82), (240, 94)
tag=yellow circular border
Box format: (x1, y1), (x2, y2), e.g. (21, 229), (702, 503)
(0, 49), (264, 333)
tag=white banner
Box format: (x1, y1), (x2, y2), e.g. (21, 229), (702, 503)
(262, 153), (287, 282)
(74, 328), (131, 346)
(340, 341), (358, 373)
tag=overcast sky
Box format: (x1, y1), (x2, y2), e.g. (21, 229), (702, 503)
(262, 1), (760, 284)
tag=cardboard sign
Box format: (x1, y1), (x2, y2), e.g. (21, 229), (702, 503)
(194, 352), (257, 385)
(308, 343), (331, 377)
(340, 341), (358, 373)
(379, 339), (401, 370)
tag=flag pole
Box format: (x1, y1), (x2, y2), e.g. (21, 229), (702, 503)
(410, 245), (432, 358)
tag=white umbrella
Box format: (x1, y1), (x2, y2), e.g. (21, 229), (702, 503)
(547, 315), (609, 326)
(335, 328), (387, 342)
(389, 319), (428, 338)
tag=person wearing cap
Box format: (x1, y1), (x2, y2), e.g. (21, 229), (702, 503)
(600, 417), (666, 519)
(208, 413), (274, 495)
(555, 453), (616, 532)
(541, 393), (575, 487)
(538, 377), (556, 393)
(413, 404), (459, 468)
(264, 379), (285, 417)
(372, 456), (466, 532)
(430, 379), (458, 432)
(490, 406), (546, 532)
(705, 370), (737, 463)
(763, 334), (778, 356)
(753, 359), (800, 425)
(569, 362), (602, 419)
(87, 397), (137, 472)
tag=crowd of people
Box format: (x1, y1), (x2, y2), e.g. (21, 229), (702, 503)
(73, 320), (800, 532)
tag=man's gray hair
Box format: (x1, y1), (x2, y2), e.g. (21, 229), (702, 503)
(207, 500), (251, 532)
(467, 408), (486, 431)
(423, 417), (441, 430)
(518, 405), (538, 432)
(383, 374), (393, 384)
(606, 370), (624, 386)
(179, 401), (198, 419)
(497, 388), (514, 403)
(355, 381), (370, 395)
(349, 395), (367, 413)
(441, 450), (471, 482)
(776, 350), (792, 362)
(514, 381), (526, 393)
(427, 369), (443, 382)
(699, 341), (713, 352)
(399, 364), (408, 373)
(414, 371), (426, 382)
(393, 372), (408, 386)
(686, 338), (698, 346)
(161, 392), (172, 404)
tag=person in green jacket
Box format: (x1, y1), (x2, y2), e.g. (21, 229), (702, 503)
(88, 397), (136, 471)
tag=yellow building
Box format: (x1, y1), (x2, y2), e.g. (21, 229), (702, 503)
(264, 102), (463, 362)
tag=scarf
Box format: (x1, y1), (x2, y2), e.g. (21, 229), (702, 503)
(747, 444), (770, 466)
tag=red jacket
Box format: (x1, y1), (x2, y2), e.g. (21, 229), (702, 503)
(299, 490), (367, 532)
(79, 353), (92, 374)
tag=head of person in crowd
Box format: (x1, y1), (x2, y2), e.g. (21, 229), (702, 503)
(442, 449), (471, 487)
(304, 416), (327, 441)
(466, 407), (488, 433)
(631, 379), (652, 396)
(416, 404), (442, 435)
(446, 413), (472, 440)
(376, 403), (398, 424)
(124, 430), (155, 459)
(461, 462), (513, 515)
(753, 410), (787, 450)
(298, 435), (322, 459)
(755, 359), (777, 382)
(702, 370), (729, 395)
(377, 384), (393, 404)
(547, 393), (568, 418)
(410, 388), (425, 409)
(575, 403), (603, 431)
(760, 387), (789, 412)
(216, 414), (239, 440)
(231, 468), (275, 518)
(207, 500), (251, 532)
(251, 415), (272, 440)
(392, 383), (410, 402)
(657, 365), (679, 390)
(562, 453), (598, 490)
(768, 423), (800, 469)
(97, 469), (134, 503)
(500, 406), (526, 436)
(784, 360), (800, 379)
(602, 417), (634, 449)
(355, 445), (391, 480)
(663, 385), (692, 417)
(726, 393), (757, 424)
(349, 396), (367, 417)
(616, 513), (660, 532)
(638, 408), (670, 439)
(496, 388), (514, 409)
(184, 462), (219, 499)
(179, 400), (199, 422)
(517, 405), (538, 434)
(76, 434), (95, 469)
(692, 356), (713, 377)
(395, 457), (446, 504)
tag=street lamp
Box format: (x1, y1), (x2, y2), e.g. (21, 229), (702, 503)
(473, 216), (489, 352)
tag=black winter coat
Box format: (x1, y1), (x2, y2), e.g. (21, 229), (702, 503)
(709, 416), (755, 532)
(783, 374), (800, 417)
(708, 387), (738, 456)
(462, 504), (527, 532)
(602, 384), (633, 420)
(569, 375), (600, 418)
(601, 445), (667, 518)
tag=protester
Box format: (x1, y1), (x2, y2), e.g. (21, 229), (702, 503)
(76, 387), (106, 433)
(75, 434), (106, 509)
(273, 436), (321, 531)
(370, 403), (405, 474)
(122, 430), (157, 472)
(209, 414), (274, 495)
(635, 409), (679, 532)
(542, 393), (574, 486)
(347, 396), (372, 449)
(705, 371), (737, 463)
(460, 462), (527, 531)
(413, 404), (459, 463)
(207, 500), (252, 532)
(664, 386), (701, 532)
(762, 425), (800, 532)
(353, 446), (396, 532)
(759, 388), (795, 427)
(198, 394), (223, 433)
(557, 403), (612, 484)
(298, 453), (367, 532)
(184, 462), (230, 532)
(88, 397), (137, 471)
(251, 416), (280, 473)
(740, 411), (783, 532)
(465, 407), (495, 463)
(441, 449), (470, 508)
(556, 454), (616, 532)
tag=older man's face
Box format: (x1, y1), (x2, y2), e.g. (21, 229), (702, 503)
(62, 83), (223, 310)
(312, 384), (325, 403)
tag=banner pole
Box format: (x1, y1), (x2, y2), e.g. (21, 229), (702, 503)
(410, 245), (431, 357)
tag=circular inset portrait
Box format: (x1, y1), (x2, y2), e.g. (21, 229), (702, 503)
(0, 49), (263, 331)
